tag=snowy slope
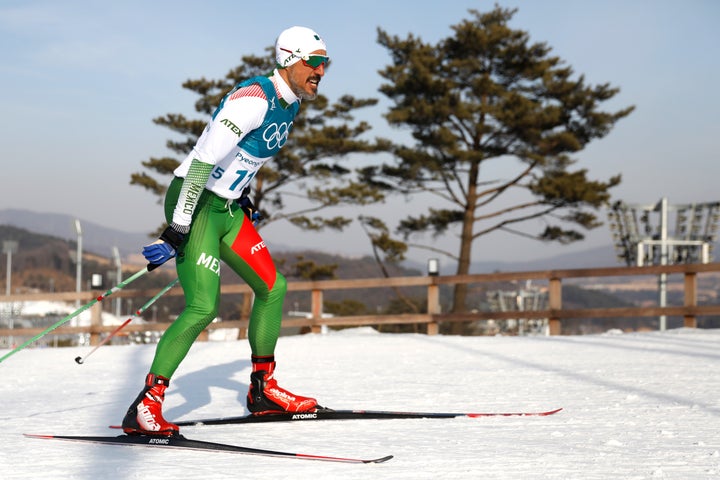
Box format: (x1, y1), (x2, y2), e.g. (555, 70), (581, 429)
(1, 328), (719, 479)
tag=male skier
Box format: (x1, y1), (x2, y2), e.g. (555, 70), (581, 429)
(121, 26), (330, 436)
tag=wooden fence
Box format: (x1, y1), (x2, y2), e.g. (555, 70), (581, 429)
(2, 262), (720, 346)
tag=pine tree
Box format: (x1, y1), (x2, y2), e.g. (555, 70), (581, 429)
(364, 6), (634, 322)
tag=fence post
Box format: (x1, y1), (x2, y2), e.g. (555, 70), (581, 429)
(236, 292), (252, 340)
(310, 288), (323, 334)
(684, 272), (697, 328)
(426, 281), (440, 335)
(548, 276), (562, 335)
(90, 299), (102, 346)
(198, 328), (209, 342)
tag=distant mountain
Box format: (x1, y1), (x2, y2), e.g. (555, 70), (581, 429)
(0, 209), (150, 259)
(482, 245), (620, 271)
(0, 208), (622, 270)
(403, 245), (620, 275)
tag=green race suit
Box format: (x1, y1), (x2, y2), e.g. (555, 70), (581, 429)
(149, 72), (300, 378)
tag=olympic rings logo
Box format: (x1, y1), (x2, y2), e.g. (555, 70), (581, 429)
(263, 122), (291, 150)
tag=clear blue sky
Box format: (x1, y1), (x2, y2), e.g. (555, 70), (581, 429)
(1, 0), (719, 265)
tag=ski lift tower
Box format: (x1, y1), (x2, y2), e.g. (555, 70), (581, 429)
(607, 197), (720, 330)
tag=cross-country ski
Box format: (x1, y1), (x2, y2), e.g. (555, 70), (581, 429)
(169, 407), (563, 426)
(24, 433), (393, 464)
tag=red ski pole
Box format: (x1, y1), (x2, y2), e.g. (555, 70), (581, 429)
(74, 278), (179, 364)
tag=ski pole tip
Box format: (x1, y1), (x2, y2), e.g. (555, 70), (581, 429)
(74, 356), (84, 364)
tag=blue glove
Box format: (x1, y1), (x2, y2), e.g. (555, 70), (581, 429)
(142, 242), (177, 265)
(143, 225), (185, 268)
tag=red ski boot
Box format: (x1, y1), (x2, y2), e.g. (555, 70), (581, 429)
(122, 373), (179, 436)
(246, 356), (318, 414)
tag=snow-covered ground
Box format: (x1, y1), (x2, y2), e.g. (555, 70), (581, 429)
(1, 327), (719, 479)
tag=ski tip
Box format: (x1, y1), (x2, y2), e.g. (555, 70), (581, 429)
(368, 455), (394, 464)
(24, 433), (53, 439)
(464, 407), (564, 418)
(511, 407), (563, 416)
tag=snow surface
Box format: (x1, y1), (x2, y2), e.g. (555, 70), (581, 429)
(1, 327), (719, 479)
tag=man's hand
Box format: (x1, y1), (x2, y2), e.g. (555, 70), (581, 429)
(142, 225), (185, 267)
(238, 189), (262, 226)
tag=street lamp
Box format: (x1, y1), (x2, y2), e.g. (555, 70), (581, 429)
(91, 273), (103, 289)
(427, 258), (439, 276)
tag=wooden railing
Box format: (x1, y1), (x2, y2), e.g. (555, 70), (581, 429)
(2, 262), (720, 346)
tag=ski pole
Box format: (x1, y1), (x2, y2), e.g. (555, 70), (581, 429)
(0, 266), (152, 365)
(74, 277), (179, 364)
(74, 318), (131, 364)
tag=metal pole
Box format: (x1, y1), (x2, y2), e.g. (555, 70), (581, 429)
(2, 241), (18, 348)
(74, 220), (83, 309)
(112, 246), (122, 317)
(5, 247), (12, 347)
(3, 241), (18, 296)
(658, 198), (668, 331)
(4, 248), (10, 296)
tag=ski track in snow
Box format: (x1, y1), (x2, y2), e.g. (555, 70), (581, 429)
(2, 327), (720, 479)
